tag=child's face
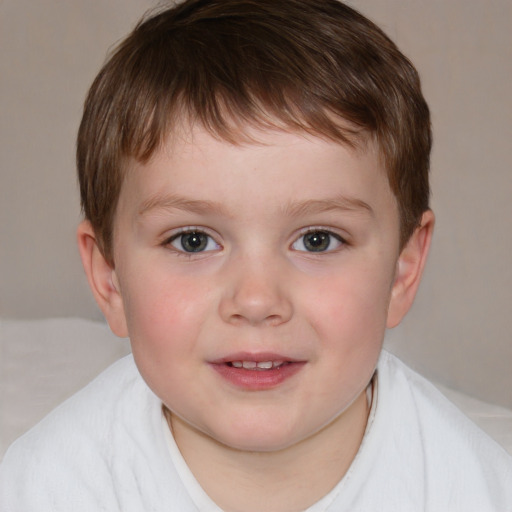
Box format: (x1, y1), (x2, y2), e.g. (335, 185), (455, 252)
(103, 126), (414, 452)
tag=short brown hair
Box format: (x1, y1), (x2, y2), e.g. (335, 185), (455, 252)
(77, 0), (431, 264)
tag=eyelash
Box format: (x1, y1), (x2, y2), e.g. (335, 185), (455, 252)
(163, 226), (347, 256)
(291, 228), (347, 253)
(164, 228), (221, 256)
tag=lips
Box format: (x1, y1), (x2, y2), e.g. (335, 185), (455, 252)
(210, 353), (305, 390)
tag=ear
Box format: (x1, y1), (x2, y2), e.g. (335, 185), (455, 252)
(77, 220), (128, 337)
(387, 210), (435, 328)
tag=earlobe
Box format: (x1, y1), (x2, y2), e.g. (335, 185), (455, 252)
(387, 210), (435, 328)
(76, 221), (128, 338)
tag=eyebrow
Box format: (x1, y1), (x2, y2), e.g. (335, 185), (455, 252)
(139, 194), (229, 217)
(282, 196), (374, 218)
(138, 193), (373, 218)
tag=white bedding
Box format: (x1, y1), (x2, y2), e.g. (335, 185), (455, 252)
(1, 317), (511, 459)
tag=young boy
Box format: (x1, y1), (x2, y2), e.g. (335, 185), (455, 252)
(1, 0), (511, 510)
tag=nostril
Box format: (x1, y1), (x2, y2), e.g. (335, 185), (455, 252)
(224, 311), (288, 327)
(265, 314), (284, 326)
(228, 313), (246, 325)
(218, 276), (293, 326)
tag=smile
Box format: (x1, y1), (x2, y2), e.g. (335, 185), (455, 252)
(211, 355), (305, 390)
(230, 360), (285, 370)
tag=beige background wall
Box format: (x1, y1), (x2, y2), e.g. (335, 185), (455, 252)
(1, 1), (511, 408)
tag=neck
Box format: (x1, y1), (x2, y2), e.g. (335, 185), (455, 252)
(166, 389), (370, 512)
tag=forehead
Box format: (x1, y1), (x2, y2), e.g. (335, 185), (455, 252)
(132, 117), (382, 179)
(115, 124), (397, 230)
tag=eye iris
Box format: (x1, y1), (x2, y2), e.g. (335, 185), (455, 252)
(304, 231), (330, 252)
(181, 232), (208, 252)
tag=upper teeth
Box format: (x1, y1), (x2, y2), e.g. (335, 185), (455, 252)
(232, 361), (284, 369)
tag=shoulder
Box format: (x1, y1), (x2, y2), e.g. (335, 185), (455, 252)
(2, 355), (145, 452)
(0, 356), (185, 511)
(374, 350), (512, 508)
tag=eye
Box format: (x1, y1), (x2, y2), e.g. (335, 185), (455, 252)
(292, 230), (344, 253)
(169, 231), (220, 253)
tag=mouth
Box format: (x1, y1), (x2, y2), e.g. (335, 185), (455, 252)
(211, 354), (305, 390)
(228, 360), (286, 370)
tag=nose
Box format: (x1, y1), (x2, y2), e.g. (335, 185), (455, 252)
(218, 254), (293, 327)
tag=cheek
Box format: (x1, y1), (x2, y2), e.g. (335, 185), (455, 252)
(120, 272), (217, 400)
(305, 263), (394, 344)
(306, 267), (393, 398)
(121, 271), (215, 356)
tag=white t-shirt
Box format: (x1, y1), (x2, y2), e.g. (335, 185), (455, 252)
(1, 351), (511, 511)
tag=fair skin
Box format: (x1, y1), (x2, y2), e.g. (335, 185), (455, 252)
(78, 125), (433, 512)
